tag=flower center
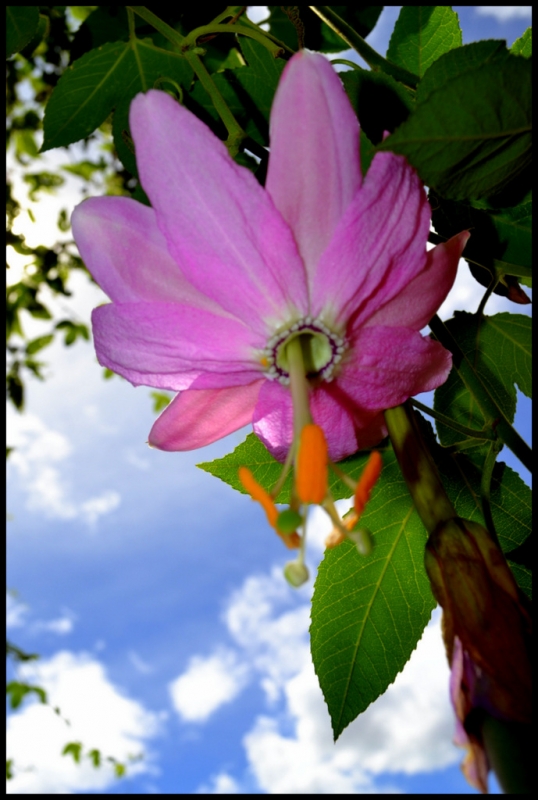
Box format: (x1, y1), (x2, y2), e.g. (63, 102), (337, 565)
(263, 317), (346, 385)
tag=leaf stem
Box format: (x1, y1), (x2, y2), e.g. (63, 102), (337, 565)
(181, 23), (287, 58)
(128, 6), (185, 48)
(330, 58), (363, 70)
(126, 7), (136, 40)
(184, 50), (246, 154)
(309, 6), (419, 89)
(480, 440), (502, 547)
(128, 6), (246, 154)
(475, 276), (499, 319)
(410, 398), (496, 441)
(428, 315), (532, 474)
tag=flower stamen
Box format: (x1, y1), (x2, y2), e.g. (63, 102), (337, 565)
(296, 424), (328, 504)
(325, 451), (382, 550)
(238, 466), (301, 549)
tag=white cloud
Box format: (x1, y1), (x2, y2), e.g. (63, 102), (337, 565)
(31, 610), (76, 636)
(6, 594), (29, 630)
(169, 648), (250, 723)
(475, 6), (532, 22)
(7, 410), (120, 526)
(197, 772), (241, 794)
(6, 651), (162, 794)
(7, 595), (75, 638)
(187, 563), (461, 794)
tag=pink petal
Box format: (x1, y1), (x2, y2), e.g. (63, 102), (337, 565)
(252, 380), (387, 463)
(252, 380), (294, 463)
(72, 197), (227, 312)
(130, 91), (308, 335)
(266, 51), (361, 280)
(92, 302), (263, 391)
(339, 326), (453, 409)
(149, 380), (264, 451)
(367, 232), (470, 330)
(310, 388), (388, 461)
(312, 150), (430, 327)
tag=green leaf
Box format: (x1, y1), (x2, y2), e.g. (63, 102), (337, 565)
(6, 759), (13, 780)
(198, 432), (381, 503)
(150, 391), (171, 413)
(511, 27), (532, 58)
(88, 749), (101, 768)
(417, 40), (510, 104)
(342, 68), (413, 145)
(310, 446), (435, 740)
(62, 742), (83, 764)
(189, 37), (285, 149)
(387, 6), (462, 78)
(114, 761), (126, 778)
(265, 7), (383, 53)
(381, 53), (532, 200)
(430, 191), (532, 282)
(112, 41), (193, 176)
(415, 414), (531, 598)
(6, 6), (39, 58)
(6, 641), (39, 662)
(434, 312), (531, 459)
(43, 39), (193, 153)
(6, 681), (47, 709)
(506, 560), (531, 599)
(25, 334), (54, 355)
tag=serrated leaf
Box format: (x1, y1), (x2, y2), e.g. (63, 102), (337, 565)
(310, 447), (435, 740)
(387, 6), (462, 78)
(430, 191), (532, 280)
(434, 312), (531, 457)
(198, 432), (379, 504)
(381, 54), (532, 200)
(43, 41), (131, 151)
(511, 27), (532, 58)
(416, 415), (531, 574)
(112, 42), (193, 176)
(265, 7), (383, 53)
(341, 69), (413, 146)
(188, 38), (284, 148)
(43, 39), (192, 153)
(417, 40), (510, 104)
(6, 6), (39, 58)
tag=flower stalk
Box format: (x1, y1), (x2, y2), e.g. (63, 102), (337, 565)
(385, 401), (532, 793)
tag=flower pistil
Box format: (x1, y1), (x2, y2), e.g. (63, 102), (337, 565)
(240, 335), (382, 586)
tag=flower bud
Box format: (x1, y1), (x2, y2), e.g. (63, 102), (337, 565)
(284, 559), (309, 588)
(425, 517), (531, 792)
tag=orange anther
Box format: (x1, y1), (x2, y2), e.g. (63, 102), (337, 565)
(325, 528), (347, 549)
(238, 467), (301, 550)
(239, 466), (278, 528)
(296, 424), (328, 504)
(354, 451), (382, 517)
(281, 531), (301, 550)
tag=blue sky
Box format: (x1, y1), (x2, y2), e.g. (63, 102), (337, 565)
(6, 6), (531, 794)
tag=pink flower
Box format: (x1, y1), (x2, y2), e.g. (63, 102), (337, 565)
(72, 51), (468, 463)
